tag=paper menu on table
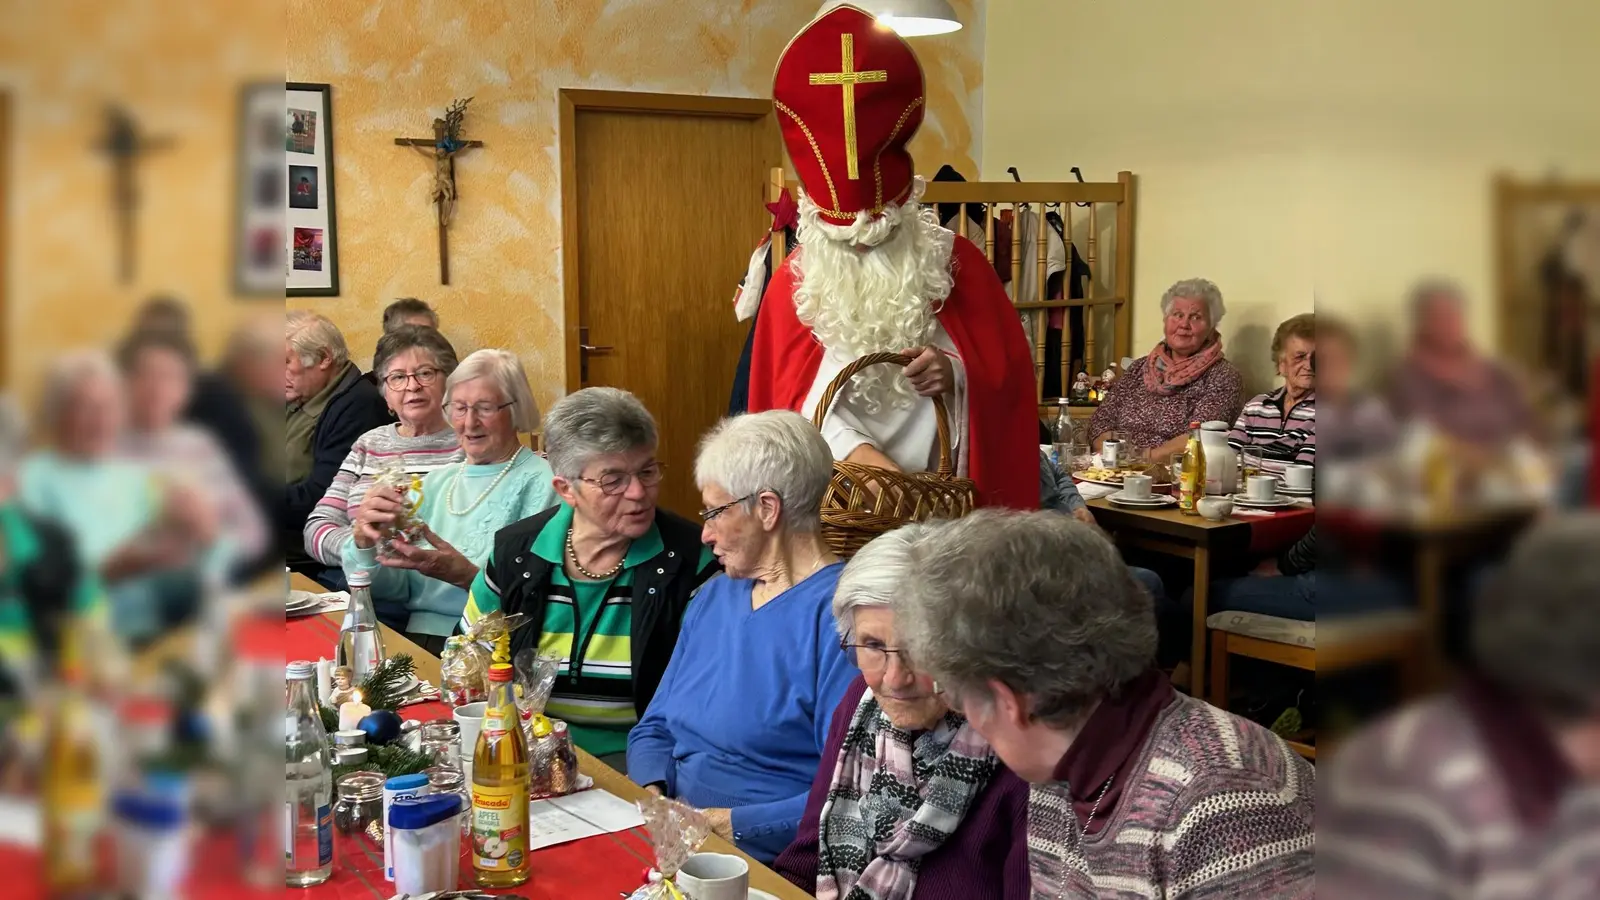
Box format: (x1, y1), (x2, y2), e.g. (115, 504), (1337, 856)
(527, 788), (645, 850)
(0, 798), (39, 848)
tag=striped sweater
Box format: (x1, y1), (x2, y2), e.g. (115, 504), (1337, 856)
(1028, 694), (1315, 899)
(1226, 387), (1315, 475)
(302, 423), (462, 565)
(1319, 693), (1600, 900)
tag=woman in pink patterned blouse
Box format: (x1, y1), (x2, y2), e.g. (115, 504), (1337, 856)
(1088, 278), (1244, 461)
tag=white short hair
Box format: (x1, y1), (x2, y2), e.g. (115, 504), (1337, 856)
(1160, 278), (1226, 329)
(443, 349), (540, 433)
(37, 349), (121, 437)
(285, 309), (349, 369)
(693, 410), (833, 532)
(543, 387), (657, 481)
(831, 524), (931, 638)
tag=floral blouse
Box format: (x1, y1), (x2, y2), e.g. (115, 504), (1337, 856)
(1088, 356), (1245, 451)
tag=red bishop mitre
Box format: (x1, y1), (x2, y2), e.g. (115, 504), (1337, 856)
(773, 5), (925, 226)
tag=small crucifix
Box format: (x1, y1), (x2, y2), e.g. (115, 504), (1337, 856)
(395, 97), (484, 285)
(95, 105), (174, 283)
(808, 33), (887, 180)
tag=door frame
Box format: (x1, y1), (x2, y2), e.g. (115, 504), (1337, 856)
(557, 88), (774, 392)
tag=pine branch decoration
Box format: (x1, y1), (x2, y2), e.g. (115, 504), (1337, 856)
(333, 741), (433, 781)
(317, 654), (418, 732)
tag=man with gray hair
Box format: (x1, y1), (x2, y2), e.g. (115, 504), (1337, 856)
(285, 310), (388, 568)
(382, 297), (438, 332)
(894, 510), (1314, 898)
(1319, 513), (1600, 899)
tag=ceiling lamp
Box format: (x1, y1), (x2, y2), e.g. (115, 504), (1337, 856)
(815, 0), (963, 37)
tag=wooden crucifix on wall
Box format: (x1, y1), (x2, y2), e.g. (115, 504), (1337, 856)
(95, 104), (174, 284)
(395, 97), (483, 285)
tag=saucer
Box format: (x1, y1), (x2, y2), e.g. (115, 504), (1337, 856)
(1229, 492), (1297, 509)
(1108, 492), (1176, 508)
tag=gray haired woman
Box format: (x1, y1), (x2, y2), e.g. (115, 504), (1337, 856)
(469, 387), (716, 765)
(626, 410), (855, 864)
(303, 325), (463, 581)
(774, 526), (1033, 900)
(894, 510), (1314, 898)
(348, 348), (555, 651)
(1088, 277), (1244, 459)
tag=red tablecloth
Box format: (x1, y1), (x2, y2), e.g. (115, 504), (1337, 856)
(1244, 506), (1314, 555)
(283, 613), (657, 899)
(0, 614), (662, 900)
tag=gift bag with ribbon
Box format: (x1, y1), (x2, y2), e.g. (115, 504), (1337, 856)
(624, 796), (712, 900)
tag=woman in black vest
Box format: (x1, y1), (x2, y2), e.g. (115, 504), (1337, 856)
(462, 387), (715, 769)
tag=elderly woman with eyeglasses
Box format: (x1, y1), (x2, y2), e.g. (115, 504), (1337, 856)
(467, 387), (717, 765)
(774, 527), (1031, 900)
(626, 411), (856, 864)
(302, 325), (464, 588)
(347, 349), (556, 652)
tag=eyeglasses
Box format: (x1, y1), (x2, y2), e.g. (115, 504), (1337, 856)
(839, 638), (913, 674)
(699, 493), (755, 523)
(579, 462), (664, 496)
(384, 367), (443, 390)
(447, 400), (514, 419)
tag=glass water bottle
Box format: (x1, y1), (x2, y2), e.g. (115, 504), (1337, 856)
(335, 567), (385, 685)
(285, 660), (333, 887)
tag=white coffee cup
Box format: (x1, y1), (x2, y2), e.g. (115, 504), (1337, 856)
(1121, 474), (1153, 501)
(1246, 474), (1278, 502)
(1283, 464), (1313, 491)
(675, 852), (749, 900)
(452, 702), (486, 766)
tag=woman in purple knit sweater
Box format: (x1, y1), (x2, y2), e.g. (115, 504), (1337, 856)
(773, 528), (1031, 900)
(895, 511), (1315, 899)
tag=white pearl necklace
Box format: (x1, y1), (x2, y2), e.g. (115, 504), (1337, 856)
(445, 449), (522, 517)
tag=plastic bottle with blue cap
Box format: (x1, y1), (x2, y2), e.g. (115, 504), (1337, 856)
(389, 793), (465, 894)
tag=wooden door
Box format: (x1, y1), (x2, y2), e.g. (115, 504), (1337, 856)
(561, 91), (778, 518)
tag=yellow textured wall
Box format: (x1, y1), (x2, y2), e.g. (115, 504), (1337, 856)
(1, 0), (284, 395)
(286, 0), (987, 412)
(984, 0), (1600, 392)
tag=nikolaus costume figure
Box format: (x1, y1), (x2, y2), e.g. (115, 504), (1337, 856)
(745, 5), (1038, 509)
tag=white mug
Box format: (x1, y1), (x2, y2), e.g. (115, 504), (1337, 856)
(1121, 474), (1153, 500)
(1246, 474), (1278, 502)
(675, 852), (749, 900)
(1283, 464), (1313, 491)
(452, 702), (486, 766)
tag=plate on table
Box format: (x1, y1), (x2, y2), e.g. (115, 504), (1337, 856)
(285, 591), (324, 616)
(1230, 492), (1298, 509)
(750, 891), (781, 900)
(1075, 467), (1172, 490)
(1108, 492), (1177, 508)
(1277, 484), (1314, 497)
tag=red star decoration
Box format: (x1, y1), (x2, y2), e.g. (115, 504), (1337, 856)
(765, 188), (799, 232)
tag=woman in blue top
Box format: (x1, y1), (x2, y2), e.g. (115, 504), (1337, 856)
(345, 349), (557, 652)
(627, 410), (856, 864)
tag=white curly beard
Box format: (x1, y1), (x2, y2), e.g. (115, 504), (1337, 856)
(791, 177), (956, 412)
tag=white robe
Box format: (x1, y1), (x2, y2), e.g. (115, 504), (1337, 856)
(800, 321), (969, 475)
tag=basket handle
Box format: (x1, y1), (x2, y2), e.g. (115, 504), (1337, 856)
(810, 352), (956, 478)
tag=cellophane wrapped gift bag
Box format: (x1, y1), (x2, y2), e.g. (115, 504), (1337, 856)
(624, 796), (712, 900)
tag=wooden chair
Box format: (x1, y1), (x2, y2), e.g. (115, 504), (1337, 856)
(1207, 609), (1426, 761)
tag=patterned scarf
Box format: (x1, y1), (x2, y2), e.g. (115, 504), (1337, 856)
(815, 689), (999, 900)
(1143, 336), (1225, 396)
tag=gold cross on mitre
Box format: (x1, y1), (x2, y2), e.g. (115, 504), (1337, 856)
(808, 33), (889, 181)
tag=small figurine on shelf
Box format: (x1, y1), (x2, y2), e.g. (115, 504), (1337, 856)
(1070, 371), (1092, 405)
(1097, 365), (1119, 405)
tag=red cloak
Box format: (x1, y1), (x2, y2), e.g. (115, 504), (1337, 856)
(747, 235), (1040, 510)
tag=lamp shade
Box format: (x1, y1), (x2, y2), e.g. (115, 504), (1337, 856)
(815, 0), (962, 37)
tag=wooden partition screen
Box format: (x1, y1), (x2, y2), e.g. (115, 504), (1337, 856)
(767, 168), (1137, 411)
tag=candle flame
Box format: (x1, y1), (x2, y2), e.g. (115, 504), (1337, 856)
(352, 690), (362, 704)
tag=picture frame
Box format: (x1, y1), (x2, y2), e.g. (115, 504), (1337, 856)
(232, 81), (287, 296)
(1493, 176), (1600, 399)
(285, 81), (340, 297)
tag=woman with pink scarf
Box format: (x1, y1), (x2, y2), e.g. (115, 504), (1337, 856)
(1089, 278), (1245, 461)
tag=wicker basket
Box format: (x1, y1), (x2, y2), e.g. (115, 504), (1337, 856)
(811, 353), (978, 557)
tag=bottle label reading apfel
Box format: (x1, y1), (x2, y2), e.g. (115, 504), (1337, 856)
(471, 783), (527, 871)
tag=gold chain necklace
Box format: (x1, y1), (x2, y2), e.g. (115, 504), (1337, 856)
(444, 450), (521, 517)
(566, 529), (624, 580)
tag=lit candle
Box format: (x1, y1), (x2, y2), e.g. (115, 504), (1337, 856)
(338, 691), (372, 732)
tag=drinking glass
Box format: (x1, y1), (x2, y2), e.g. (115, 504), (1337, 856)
(418, 720), (462, 770)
